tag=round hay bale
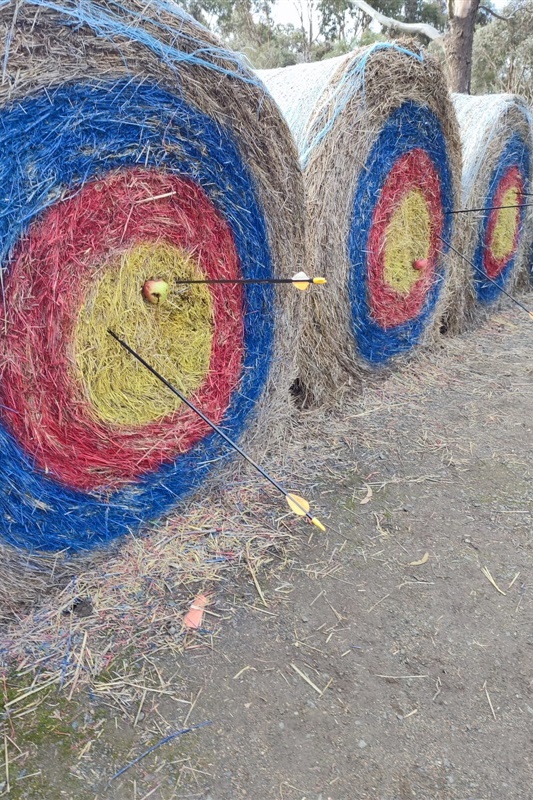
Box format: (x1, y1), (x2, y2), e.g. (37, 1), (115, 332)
(259, 43), (462, 405)
(449, 93), (532, 326)
(0, 0), (304, 566)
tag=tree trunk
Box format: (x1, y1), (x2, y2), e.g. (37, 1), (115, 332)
(349, 0), (482, 94)
(443, 0), (480, 93)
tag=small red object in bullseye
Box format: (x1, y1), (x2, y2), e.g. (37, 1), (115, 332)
(143, 279), (169, 304)
(413, 258), (428, 271)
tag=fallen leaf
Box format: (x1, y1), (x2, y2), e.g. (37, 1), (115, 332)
(360, 485), (373, 505)
(409, 552), (429, 566)
(183, 593), (210, 630)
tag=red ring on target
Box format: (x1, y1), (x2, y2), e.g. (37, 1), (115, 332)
(367, 149), (444, 329)
(484, 166), (524, 280)
(0, 169), (244, 491)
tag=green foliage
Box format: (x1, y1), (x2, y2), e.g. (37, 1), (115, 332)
(476, 1), (499, 27)
(241, 24), (306, 67)
(359, 28), (389, 46)
(179, 1), (457, 67)
(472, 0), (533, 102)
(418, 1), (447, 29)
(315, 0), (440, 43)
(317, 0), (359, 42)
(180, 0), (210, 24)
(403, 0), (446, 28)
(180, 0), (300, 66)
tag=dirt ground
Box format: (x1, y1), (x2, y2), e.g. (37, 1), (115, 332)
(2, 298), (533, 800)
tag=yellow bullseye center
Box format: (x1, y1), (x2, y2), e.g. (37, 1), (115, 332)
(74, 242), (213, 426)
(383, 189), (431, 295)
(489, 187), (520, 262)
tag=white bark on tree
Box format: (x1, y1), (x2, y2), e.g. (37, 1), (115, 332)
(349, 0), (443, 41)
(349, 0), (482, 94)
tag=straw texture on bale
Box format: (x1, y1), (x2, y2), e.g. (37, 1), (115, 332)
(449, 93), (532, 329)
(0, 0), (304, 578)
(260, 43), (462, 405)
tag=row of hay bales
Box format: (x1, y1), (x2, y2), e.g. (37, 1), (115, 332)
(0, 0), (531, 594)
(259, 49), (533, 404)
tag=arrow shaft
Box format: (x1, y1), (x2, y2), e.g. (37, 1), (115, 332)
(107, 330), (313, 521)
(174, 278), (305, 285)
(446, 202), (533, 215)
(437, 235), (532, 317)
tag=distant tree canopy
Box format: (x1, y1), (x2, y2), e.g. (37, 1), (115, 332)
(472, 0), (533, 102)
(180, 1), (451, 66)
(180, 0), (533, 89)
(182, 0), (303, 66)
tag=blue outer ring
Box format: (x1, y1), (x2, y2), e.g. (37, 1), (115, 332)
(348, 102), (454, 365)
(472, 133), (530, 304)
(0, 80), (274, 552)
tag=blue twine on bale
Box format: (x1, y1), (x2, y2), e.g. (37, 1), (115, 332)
(472, 132), (531, 304)
(0, 79), (274, 553)
(300, 42), (424, 167)
(0, 0), (260, 87)
(348, 101), (454, 364)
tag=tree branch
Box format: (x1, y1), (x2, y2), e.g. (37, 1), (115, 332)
(349, 0), (443, 40)
(479, 5), (513, 21)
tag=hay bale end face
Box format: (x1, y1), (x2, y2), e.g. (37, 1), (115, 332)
(450, 93), (532, 328)
(0, 0), (304, 565)
(260, 43), (462, 405)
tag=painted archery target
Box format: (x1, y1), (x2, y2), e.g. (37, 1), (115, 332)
(2, 163), (249, 493)
(473, 138), (529, 303)
(0, 2), (305, 555)
(452, 93), (533, 321)
(349, 103), (453, 363)
(260, 45), (462, 403)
